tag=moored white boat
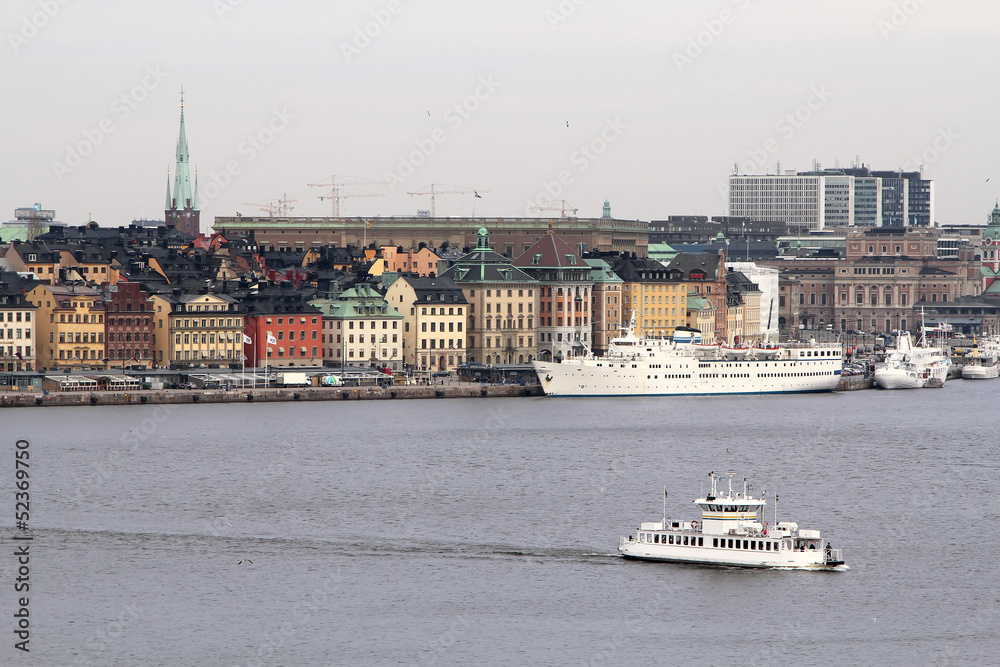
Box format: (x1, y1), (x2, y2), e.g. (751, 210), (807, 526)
(874, 328), (950, 389)
(618, 472), (844, 570)
(533, 316), (842, 397)
(961, 336), (1000, 379)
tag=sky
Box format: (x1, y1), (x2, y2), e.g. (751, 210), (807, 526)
(3, 0), (1000, 233)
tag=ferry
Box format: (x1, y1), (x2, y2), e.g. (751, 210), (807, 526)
(533, 318), (842, 397)
(961, 336), (1000, 380)
(618, 472), (845, 569)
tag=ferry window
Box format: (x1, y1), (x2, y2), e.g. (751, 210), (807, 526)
(727, 539), (733, 548)
(698, 538), (703, 546)
(750, 541), (756, 550)
(713, 538), (718, 547)
(683, 536), (689, 545)
(654, 534), (659, 543)
(766, 542), (771, 551)
(743, 540), (749, 549)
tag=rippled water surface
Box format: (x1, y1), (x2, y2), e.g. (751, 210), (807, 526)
(1, 383), (997, 665)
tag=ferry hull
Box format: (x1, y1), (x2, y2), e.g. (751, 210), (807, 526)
(534, 359), (841, 397)
(618, 546), (840, 570)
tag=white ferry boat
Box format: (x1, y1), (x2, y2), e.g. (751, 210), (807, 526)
(961, 337), (1000, 380)
(532, 319), (842, 397)
(873, 329), (950, 389)
(618, 472), (845, 570)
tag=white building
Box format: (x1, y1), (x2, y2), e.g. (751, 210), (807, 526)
(729, 174), (825, 231)
(726, 261), (780, 341)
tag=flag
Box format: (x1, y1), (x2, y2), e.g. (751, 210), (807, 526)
(365, 219), (371, 229)
(15, 351), (23, 360)
(243, 334), (252, 345)
(241, 354), (247, 362)
(266, 333), (277, 345)
(474, 190), (482, 198)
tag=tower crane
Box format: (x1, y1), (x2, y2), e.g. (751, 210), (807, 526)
(528, 200), (579, 217)
(307, 175), (385, 217)
(406, 184), (491, 217)
(242, 193), (296, 217)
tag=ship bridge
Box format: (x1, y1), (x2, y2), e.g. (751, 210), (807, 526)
(695, 472), (765, 536)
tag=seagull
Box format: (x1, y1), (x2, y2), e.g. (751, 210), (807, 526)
(566, 121), (569, 127)
(238, 559), (253, 565)
(427, 111), (431, 116)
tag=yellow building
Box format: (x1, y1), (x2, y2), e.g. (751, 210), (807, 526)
(155, 293), (244, 367)
(26, 284), (106, 369)
(384, 274), (469, 371)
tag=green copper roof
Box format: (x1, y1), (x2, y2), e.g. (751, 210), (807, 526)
(168, 95), (196, 211)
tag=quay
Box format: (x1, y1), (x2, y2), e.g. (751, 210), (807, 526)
(0, 383), (545, 408)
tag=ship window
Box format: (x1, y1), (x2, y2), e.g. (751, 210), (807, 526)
(766, 542), (771, 551)
(683, 536), (689, 545)
(699, 538), (703, 546)
(743, 540), (749, 549)
(727, 539), (733, 548)
(713, 538), (719, 547)
(654, 534), (659, 543)
(750, 541), (756, 550)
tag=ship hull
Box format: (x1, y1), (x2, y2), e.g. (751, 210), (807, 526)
(534, 357), (841, 397)
(618, 543), (839, 569)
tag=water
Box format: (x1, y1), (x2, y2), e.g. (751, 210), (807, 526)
(1, 383), (997, 666)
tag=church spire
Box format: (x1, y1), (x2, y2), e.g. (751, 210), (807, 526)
(164, 166), (172, 210)
(164, 87), (200, 237)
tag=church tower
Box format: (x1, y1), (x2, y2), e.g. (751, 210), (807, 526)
(981, 203), (1000, 293)
(164, 89), (200, 237)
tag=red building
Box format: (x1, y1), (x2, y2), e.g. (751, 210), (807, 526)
(105, 281), (155, 368)
(244, 306), (323, 367)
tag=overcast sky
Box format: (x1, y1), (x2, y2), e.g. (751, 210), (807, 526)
(3, 0), (999, 232)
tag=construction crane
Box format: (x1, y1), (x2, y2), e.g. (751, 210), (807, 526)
(406, 184), (490, 217)
(242, 193), (297, 217)
(528, 200), (579, 218)
(307, 175), (385, 217)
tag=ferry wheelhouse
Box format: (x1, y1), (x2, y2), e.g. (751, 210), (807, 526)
(618, 472), (844, 569)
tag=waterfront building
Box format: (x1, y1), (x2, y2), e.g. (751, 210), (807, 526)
(310, 284), (403, 371)
(726, 271), (762, 345)
(438, 226), (537, 365)
(164, 96), (200, 237)
(4, 238), (117, 286)
(241, 286), (322, 368)
(512, 229), (592, 361)
(685, 292), (717, 336)
(26, 283), (106, 369)
(213, 214), (649, 257)
(663, 251), (728, 342)
(156, 292), (244, 368)
(383, 274), (469, 371)
(608, 254), (689, 340)
(584, 258), (623, 355)
(0, 280), (37, 371)
(104, 281), (155, 369)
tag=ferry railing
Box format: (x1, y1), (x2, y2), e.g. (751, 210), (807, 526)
(825, 548), (843, 563)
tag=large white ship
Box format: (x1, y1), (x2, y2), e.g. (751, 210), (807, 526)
(532, 320), (842, 397)
(873, 329), (951, 389)
(618, 472), (845, 570)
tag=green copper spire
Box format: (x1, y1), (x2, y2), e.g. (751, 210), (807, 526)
(170, 88), (195, 211)
(164, 167), (172, 210)
(602, 199), (611, 218)
(193, 169), (200, 210)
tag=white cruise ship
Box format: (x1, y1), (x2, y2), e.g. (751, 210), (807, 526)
(618, 472), (845, 570)
(532, 320), (842, 397)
